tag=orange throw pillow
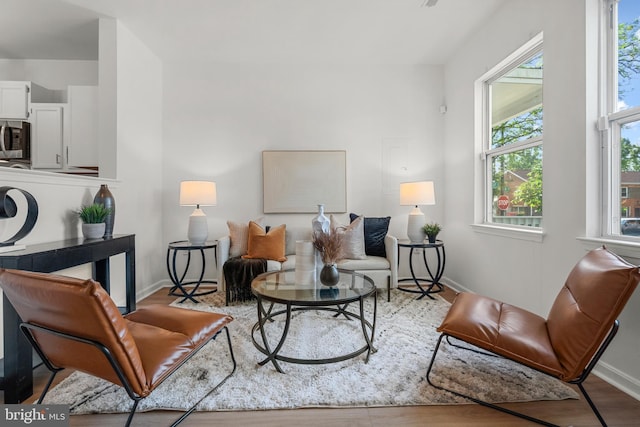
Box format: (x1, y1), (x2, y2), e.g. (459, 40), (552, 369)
(242, 222), (287, 262)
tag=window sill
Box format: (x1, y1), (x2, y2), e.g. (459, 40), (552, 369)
(577, 236), (640, 260)
(471, 223), (545, 242)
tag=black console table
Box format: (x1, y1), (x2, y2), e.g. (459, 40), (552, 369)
(0, 234), (136, 403)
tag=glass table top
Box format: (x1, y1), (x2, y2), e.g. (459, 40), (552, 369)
(251, 268), (375, 306)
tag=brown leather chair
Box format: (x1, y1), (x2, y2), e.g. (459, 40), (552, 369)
(426, 247), (639, 427)
(0, 268), (236, 427)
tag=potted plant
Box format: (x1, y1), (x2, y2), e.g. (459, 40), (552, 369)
(422, 222), (442, 244)
(312, 228), (345, 286)
(77, 203), (112, 239)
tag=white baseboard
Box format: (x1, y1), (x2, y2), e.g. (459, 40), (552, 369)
(135, 279), (220, 303)
(136, 279), (171, 302)
(440, 276), (472, 294)
(594, 361), (640, 400)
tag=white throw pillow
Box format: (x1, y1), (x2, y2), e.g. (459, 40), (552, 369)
(227, 217), (264, 257)
(330, 215), (367, 260)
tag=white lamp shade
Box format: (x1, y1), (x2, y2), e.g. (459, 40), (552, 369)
(180, 181), (217, 206)
(400, 181), (435, 206)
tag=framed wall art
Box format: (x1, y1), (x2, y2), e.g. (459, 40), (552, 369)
(262, 150), (346, 213)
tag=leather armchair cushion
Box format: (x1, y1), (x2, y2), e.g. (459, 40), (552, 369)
(125, 305), (232, 347)
(546, 247), (640, 380)
(438, 292), (564, 378)
(125, 320), (194, 388)
(125, 306), (233, 389)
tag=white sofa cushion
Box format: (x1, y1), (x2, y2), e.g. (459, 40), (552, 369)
(337, 256), (390, 270)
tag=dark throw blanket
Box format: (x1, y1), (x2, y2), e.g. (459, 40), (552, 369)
(223, 256), (268, 304)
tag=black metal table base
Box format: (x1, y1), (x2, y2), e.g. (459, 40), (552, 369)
(166, 242), (217, 303)
(398, 279), (444, 300)
(251, 297), (377, 373)
(168, 281), (217, 303)
(397, 241), (446, 300)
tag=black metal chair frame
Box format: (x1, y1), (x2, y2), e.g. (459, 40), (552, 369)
(426, 320), (620, 427)
(21, 321), (237, 427)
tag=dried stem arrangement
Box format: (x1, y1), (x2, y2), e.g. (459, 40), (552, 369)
(312, 228), (345, 265)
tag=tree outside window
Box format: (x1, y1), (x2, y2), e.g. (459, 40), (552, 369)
(485, 48), (543, 228)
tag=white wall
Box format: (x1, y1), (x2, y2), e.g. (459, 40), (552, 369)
(0, 59), (98, 91)
(160, 62), (446, 279)
(443, 0), (640, 398)
(114, 21), (165, 294)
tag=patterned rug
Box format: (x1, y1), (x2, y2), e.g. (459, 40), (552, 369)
(41, 290), (578, 414)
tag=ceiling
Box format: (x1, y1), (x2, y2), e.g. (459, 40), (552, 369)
(1, 0), (506, 65)
(0, 0), (100, 60)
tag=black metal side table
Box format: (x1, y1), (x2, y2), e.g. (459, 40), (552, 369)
(397, 239), (445, 300)
(166, 240), (217, 303)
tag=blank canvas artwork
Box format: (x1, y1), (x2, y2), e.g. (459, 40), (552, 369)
(262, 150), (346, 213)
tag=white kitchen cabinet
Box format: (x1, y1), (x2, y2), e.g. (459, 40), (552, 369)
(0, 81), (30, 120)
(30, 103), (66, 169)
(67, 85), (98, 167)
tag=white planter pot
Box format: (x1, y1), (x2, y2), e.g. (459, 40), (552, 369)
(82, 223), (105, 239)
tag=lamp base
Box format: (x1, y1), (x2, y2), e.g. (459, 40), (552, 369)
(187, 208), (208, 245)
(407, 208), (426, 243)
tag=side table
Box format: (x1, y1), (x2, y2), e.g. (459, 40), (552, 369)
(397, 239), (445, 300)
(166, 240), (217, 303)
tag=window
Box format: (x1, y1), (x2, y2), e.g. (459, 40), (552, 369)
(477, 33), (544, 231)
(602, 0), (640, 237)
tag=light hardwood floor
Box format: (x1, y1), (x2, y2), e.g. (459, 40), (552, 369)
(7, 286), (640, 426)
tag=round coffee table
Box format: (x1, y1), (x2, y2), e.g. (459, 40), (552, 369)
(251, 268), (377, 373)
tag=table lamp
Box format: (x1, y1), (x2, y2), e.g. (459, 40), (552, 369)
(400, 181), (435, 243)
(180, 181), (217, 245)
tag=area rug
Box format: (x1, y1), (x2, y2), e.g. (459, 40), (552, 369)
(41, 290), (578, 414)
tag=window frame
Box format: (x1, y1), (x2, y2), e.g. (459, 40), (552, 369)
(601, 0), (640, 239)
(474, 32), (544, 240)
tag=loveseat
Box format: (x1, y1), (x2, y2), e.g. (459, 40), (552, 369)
(217, 216), (398, 304)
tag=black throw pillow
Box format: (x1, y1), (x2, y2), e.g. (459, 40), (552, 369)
(349, 213), (391, 258)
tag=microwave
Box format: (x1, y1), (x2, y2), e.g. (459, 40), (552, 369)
(0, 121), (31, 167)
